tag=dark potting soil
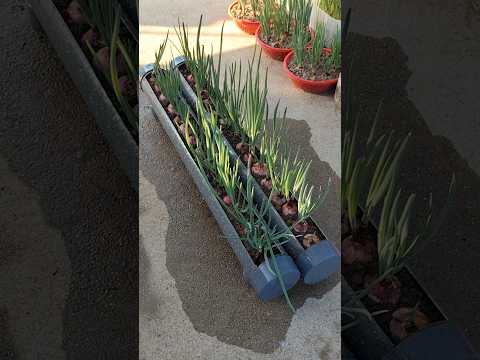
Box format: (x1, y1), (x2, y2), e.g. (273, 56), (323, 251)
(288, 53), (340, 81)
(260, 31), (293, 49)
(341, 214), (445, 344)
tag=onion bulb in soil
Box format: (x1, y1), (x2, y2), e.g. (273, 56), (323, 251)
(293, 221), (309, 234)
(251, 162), (268, 178)
(243, 152), (254, 164)
(93, 47), (128, 75)
(390, 307), (430, 340)
(94, 47), (110, 73)
(365, 275), (402, 306)
(167, 103), (176, 114)
(158, 93), (169, 107)
(81, 28), (104, 50)
(166, 104), (177, 120)
(235, 142), (249, 155)
(119, 76), (136, 103)
(341, 236), (375, 265)
(303, 233), (320, 248)
(64, 1), (86, 25)
(282, 200), (298, 218)
(271, 191), (286, 210)
(173, 115), (183, 127)
(223, 195), (233, 206)
(200, 89), (209, 99)
(186, 74), (195, 85)
(260, 178), (272, 192)
(188, 136), (197, 146)
(178, 124), (185, 136)
(235, 223), (246, 237)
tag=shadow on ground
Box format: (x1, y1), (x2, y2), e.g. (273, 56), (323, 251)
(0, 1), (138, 358)
(141, 114), (340, 353)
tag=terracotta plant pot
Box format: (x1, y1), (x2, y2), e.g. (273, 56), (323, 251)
(283, 50), (338, 94)
(255, 26), (293, 61)
(228, 1), (260, 35)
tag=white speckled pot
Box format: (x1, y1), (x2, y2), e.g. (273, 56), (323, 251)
(310, 6), (341, 45)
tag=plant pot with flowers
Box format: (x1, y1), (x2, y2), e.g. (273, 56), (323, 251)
(29, 0), (139, 190)
(255, 0), (313, 61)
(284, 21), (340, 94)
(141, 39), (301, 310)
(228, 0), (262, 35)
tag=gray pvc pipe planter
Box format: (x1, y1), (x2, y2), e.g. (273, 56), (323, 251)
(342, 209), (477, 360)
(382, 322), (479, 360)
(28, 0), (139, 192)
(342, 278), (395, 360)
(140, 67), (300, 301)
(171, 56), (340, 285)
(342, 272), (479, 360)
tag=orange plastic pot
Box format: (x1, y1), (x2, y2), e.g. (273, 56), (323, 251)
(283, 50), (338, 94)
(228, 1), (260, 35)
(255, 26), (293, 61)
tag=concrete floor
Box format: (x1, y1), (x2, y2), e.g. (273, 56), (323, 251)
(1, 1), (138, 358)
(139, 1), (341, 359)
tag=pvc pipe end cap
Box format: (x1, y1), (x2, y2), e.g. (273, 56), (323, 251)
(299, 240), (340, 285)
(256, 254), (300, 301)
(171, 56), (186, 68)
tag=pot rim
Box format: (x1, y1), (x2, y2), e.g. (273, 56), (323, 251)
(255, 26), (293, 52)
(283, 50), (339, 85)
(228, 0), (260, 25)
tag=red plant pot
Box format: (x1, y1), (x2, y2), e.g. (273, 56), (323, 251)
(255, 26), (293, 61)
(283, 50), (338, 94)
(228, 1), (260, 35)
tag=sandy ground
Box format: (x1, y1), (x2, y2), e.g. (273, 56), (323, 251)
(139, 0), (341, 359)
(0, 1), (138, 358)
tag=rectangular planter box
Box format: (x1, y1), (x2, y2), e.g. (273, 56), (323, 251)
(140, 69), (301, 301)
(171, 56), (340, 285)
(29, 0), (138, 191)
